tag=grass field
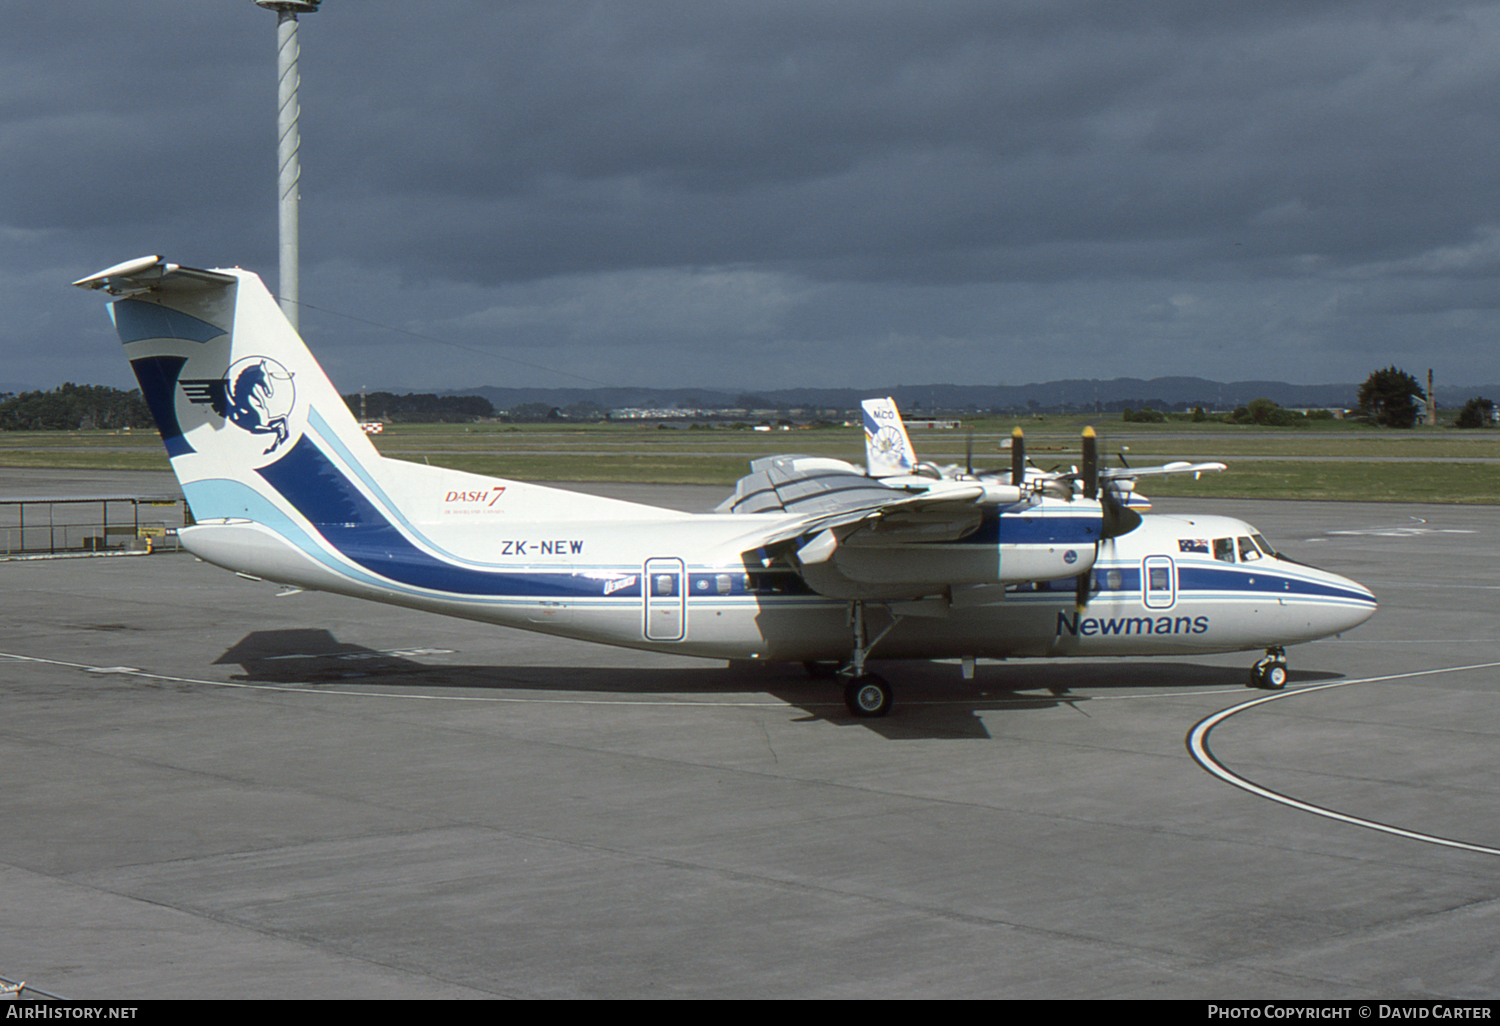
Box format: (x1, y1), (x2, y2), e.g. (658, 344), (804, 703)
(2, 416), (1497, 502)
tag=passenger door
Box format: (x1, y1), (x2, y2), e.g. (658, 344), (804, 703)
(1142, 554), (1176, 610)
(643, 557), (686, 641)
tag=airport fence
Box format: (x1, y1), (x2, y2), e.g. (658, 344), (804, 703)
(0, 496), (186, 558)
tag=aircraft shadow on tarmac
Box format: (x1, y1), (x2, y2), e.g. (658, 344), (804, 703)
(213, 629), (1343, 741)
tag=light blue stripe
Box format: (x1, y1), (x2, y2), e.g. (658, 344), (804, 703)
(110, 299), (227, 344)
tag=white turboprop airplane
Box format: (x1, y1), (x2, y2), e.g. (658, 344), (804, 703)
(74, 256), (1377, 717)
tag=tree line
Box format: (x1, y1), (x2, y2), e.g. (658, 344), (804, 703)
(341, 391), (494, 423)
(0, 383), (152, 431)
(341, 393), (609, 423)
(2, 371), (1488, 431)
(1121, 367), (1492, 429)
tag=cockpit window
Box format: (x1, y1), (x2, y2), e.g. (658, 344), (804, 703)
(1213, 538), (1235, 563)
(1237, 536), (1261, 562)
(1252, 533), (1279, 559)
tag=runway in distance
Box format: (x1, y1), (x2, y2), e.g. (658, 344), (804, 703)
(74, 256), (1377, 717)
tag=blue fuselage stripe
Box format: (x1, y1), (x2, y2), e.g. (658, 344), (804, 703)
(257, 435), (600, 597)
(249, 432), (1370, 610)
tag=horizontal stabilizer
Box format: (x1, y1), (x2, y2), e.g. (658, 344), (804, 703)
(73, 256), (237, 296)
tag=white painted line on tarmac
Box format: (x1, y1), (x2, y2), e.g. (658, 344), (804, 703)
(1187, 660), (1500, 857)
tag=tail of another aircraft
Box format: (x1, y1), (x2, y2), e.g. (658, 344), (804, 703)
(861, 397), (917, 478)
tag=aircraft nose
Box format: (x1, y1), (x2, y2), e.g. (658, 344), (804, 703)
(1331, 573), (1377, 632)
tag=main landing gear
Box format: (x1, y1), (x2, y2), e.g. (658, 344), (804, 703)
(1249, 647), (1288, 690)
(844, 673), (893, 718)
(839, 600), (899, 718)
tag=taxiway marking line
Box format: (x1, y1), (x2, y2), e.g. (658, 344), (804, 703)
(1186, 660), (1500, 857)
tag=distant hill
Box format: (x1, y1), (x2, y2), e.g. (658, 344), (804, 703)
(443, 377), (1500, 415)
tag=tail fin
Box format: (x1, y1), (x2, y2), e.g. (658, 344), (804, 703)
(74, 256), (668, 534)
(861, 397), (917, 478)
(74, 257), (385, 524)
(74, 256), (682, 595)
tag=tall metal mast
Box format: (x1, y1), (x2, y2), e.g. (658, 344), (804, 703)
(253, 1), (323, 333)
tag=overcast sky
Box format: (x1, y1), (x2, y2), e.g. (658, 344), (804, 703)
(5, 0), (1500, 395)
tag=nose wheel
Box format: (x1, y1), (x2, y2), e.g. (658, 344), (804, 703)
(1249, 648), (1288, 690)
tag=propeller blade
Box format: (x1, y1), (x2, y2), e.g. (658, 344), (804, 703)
(1010, 427), (1025, 487)
(1081, 426), (1098, 500)
(965, 428), (975, 476)
(1075, 568), (1091, 611)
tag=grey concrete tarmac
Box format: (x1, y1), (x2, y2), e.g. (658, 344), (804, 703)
(2, 472), (1498, 998)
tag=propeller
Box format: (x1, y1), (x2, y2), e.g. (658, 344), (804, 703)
(1075, 564), (1093, 611)
(1073, 427), (1099, 608)
(1075, 426), (1141, 607)
(1010, 427), (1025, 487)
(1081, 426), (1098, 499)
(1078, 425), (1141, 540)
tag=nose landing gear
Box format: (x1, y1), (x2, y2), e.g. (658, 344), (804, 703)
(1249, 647), (1288, 690)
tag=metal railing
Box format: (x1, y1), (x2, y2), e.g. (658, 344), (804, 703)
(0, 497), (185, 558)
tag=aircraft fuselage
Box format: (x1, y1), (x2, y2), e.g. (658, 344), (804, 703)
(180, 504), (1374, 665)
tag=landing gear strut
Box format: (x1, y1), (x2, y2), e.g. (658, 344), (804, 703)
(1249, 647), (1288, 690)
(841, 600), (898, 717)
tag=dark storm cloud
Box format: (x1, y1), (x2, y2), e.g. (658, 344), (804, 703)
(4, 1), (1500, 391)
(302, 1), (1500, 281)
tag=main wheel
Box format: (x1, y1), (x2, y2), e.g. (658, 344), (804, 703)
(844, 674), (893, 718)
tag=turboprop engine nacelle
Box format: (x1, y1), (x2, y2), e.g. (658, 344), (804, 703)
(791, 497), (1105, 601)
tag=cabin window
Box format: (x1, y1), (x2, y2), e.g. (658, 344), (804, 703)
(1237, 537), (1261, 562)
(1213, 538), (1235, 562)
